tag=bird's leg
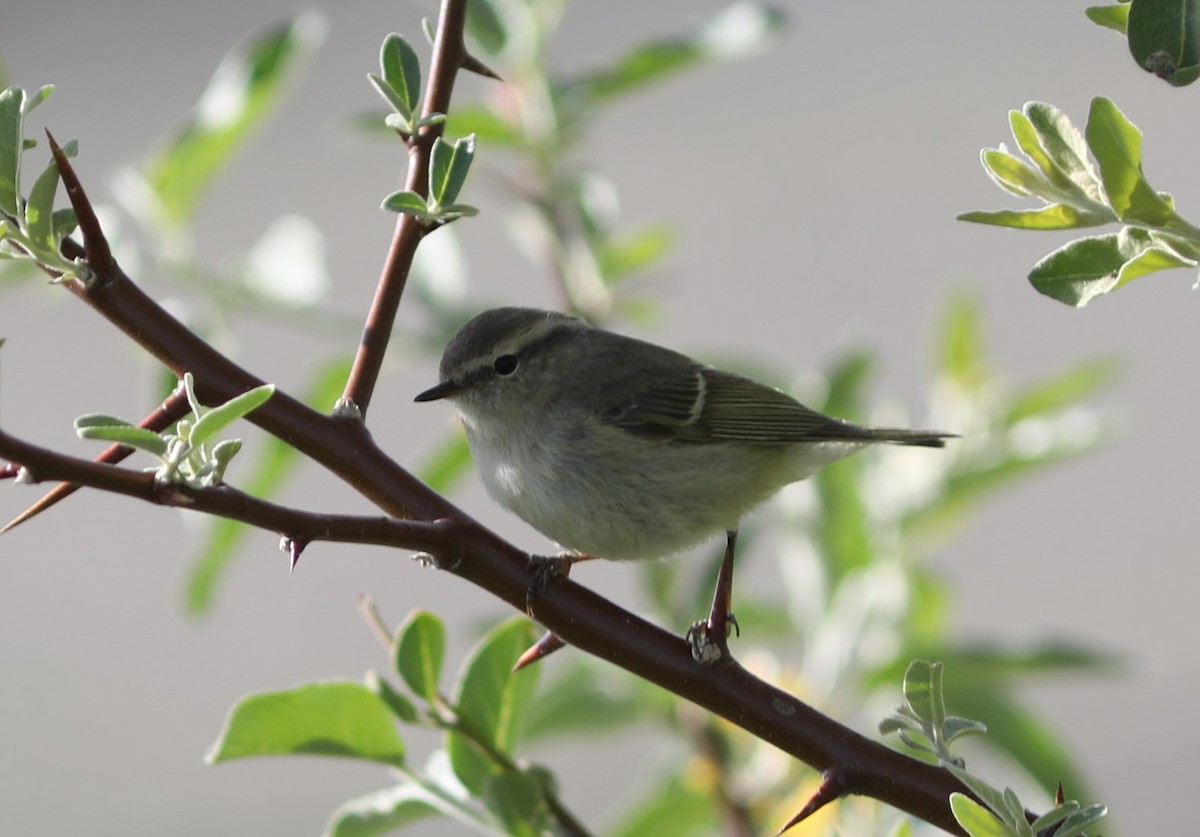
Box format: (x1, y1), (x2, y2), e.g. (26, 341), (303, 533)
(525, 551), (592, 615)
(687, 530), (741, 665)
(518, 552), (594, 667)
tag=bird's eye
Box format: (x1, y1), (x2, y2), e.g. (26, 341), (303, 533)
(493, 354), (519, 375)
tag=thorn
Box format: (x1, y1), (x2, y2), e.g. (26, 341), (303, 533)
(0, 388), (189, 533)
(513, 631), (568, 671)
(461, 50), (503, 81)
(777, 775), (846, 835)
(1055, 782), (1065, 806)
(45, 129), (115, 280)
(281, 536), (307, 571)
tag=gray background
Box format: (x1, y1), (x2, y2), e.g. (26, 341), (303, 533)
(1, 2), (1192, 834)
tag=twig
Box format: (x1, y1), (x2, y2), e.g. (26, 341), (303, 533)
(4, 3), (985, 833)
(1, 385), (190, 532)
(340, 0), (470, 416)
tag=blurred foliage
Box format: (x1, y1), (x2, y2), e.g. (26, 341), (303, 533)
(0, 1), (1126, 835)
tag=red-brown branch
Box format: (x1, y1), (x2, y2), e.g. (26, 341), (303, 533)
(4, 3), (983, 833)
(340, 0), (470, 416)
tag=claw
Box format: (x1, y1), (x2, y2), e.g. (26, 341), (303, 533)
(524, 552), (584, 617)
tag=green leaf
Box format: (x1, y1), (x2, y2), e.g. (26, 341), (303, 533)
(598, 223), (675, 282)
(525, 660), (645, 741)
(365, 670), (420, 725)
(1028, 227), (1196, 306)
(446, 617), (538, 794)
(957, 205), (1109, 231)
(482, 772), (543, 837)
(1086, 4), (1130, 34)
(76, 424), (169, 457)
(428, 134), (475, 207)
(207, 680), (405, 767)
(1004, 358), (1119, 425)
(465, 0), (508, 56)
(436, 203), (479, 220)
(367, 75), (414, 125)
(607, 776), (719, 837)
(74, 413), (135, 429)
(1023, 102), (1105, 202)
(189, 383), (275, 448)
(0, 86), (26, 216)
(951, 794), (1020, 837)
(902, 660), (944, 730)
(381, 190), (430, 218)
(395, 610), (446, 703)
(813, 350), (873, 579)
(416, 434), (474, 494)
(1127, 0), (1200, 85)
(185, 358), (348, 613)
(379, 34), (422, 119)
(937, 293), (986, 389)
(1052, 803), (1109, 837)
(323, 784), (442, 837)
(24, 84), (53, 114)
(1085, 97), (1179, 226)
(445, 105), (524, 147)
(52, 207), (78, 239)
(145, 12), (324, 225)
(23, 155), (62, 255)
(571, 4), (783, 102)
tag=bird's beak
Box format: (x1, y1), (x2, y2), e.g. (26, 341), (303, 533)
(414, 379), (465, 402)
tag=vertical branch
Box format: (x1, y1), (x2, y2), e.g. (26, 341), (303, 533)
(340, 0), (469, 417)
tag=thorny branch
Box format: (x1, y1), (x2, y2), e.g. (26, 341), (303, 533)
(0, 2), (984, 833)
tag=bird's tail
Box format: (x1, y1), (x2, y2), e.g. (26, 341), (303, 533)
(866, 428), (957, 448)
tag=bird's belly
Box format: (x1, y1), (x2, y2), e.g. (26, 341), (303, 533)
(468, 428), (835, 560)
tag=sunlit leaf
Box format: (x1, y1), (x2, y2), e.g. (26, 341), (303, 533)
(189, 383), (275, 448)
(1023, 102), (1105, 202)
(1086, 4), (1130, 34)
(951, 794), (1019, 837)
(207, 681), (405, 766)
(76, 424), (169, 457)
(186, 358), (350, 613)
(1028, 226), (1195, 306)
(1085, 97), (1180, 227)
(957, 204), (1109, 230)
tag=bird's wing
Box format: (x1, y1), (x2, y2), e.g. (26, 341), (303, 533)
(603, 367), (872, 444)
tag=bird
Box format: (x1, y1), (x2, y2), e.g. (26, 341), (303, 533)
(416, 307), (953, 661)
